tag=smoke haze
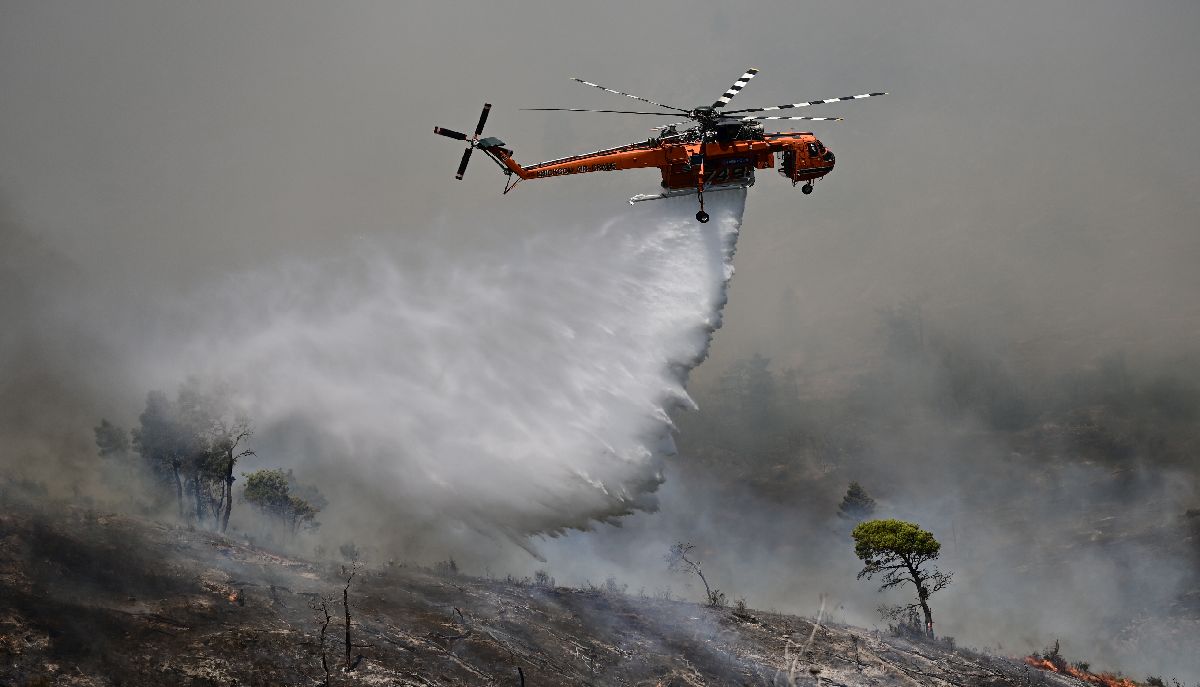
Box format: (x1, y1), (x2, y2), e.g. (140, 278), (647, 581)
(3, 1), (1199, 682)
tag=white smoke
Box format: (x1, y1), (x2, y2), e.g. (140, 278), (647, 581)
(141, 190), (746, 550)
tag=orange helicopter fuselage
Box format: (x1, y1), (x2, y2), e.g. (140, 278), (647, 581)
(482, 132), (834, 190)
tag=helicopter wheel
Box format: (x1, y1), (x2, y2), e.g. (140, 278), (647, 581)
(696, 210), (710, 223)
(801, 183), (814, 195)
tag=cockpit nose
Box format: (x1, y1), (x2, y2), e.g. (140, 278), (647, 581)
(815, 141), (835, 169)
(808, 140), (835, 169)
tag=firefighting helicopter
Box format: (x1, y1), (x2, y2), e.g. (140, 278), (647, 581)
(433, 68), (885, 223)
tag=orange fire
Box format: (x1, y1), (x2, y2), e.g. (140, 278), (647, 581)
(1023, 656), (1139, 687)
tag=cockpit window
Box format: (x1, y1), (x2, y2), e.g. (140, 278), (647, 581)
(807, 142), (820, 156)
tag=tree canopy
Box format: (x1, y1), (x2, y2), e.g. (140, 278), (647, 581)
(838, 481), (877, 521)
(853, 519), (940, 565)
(243, 468), (322, 535)
(94, 419), (130, 458)
(243, 469), (292, 515)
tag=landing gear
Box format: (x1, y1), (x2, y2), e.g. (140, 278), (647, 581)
(801, 182), (814, 195)
(696, 210), (710, 223)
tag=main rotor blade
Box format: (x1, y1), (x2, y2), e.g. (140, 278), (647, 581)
(474, 103), (492, 137)
(522, 108), (685, 116)
(651, 121), (690, 130)
(712, 67), (759, 108)
(740, 115), (843, 121)
(434, 126), (468, 141)
(725, 92), (887, 114)
(571, 77), (689, 113)
(455, 147), (473, 180)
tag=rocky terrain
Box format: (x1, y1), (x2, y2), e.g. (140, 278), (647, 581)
(0, 499), (1122, 687)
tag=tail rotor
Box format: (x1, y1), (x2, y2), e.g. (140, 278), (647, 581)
(434, 103), (492, 180)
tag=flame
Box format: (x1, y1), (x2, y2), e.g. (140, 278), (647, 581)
(1023, 656), (1139, 687)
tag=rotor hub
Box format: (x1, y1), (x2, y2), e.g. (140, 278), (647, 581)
(690, 106), (721, 127)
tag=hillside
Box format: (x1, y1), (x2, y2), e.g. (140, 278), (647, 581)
(0, 499), (1104, 687)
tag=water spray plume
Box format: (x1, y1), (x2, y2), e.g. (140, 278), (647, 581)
(149, 192), (747, 551)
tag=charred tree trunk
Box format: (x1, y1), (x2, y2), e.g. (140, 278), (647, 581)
(221, 469), (234, 533)
(904, 558), (935, 638)
(316, 600), (332, 686)
(343, 569), (355, 670)
(919, 589), (934, 637)
(343, 587), (352, 669)
(695, 568), (715, 605)
(171, 461), (184, 519)
(193, 473), (205, 525)
(221, 439), (251, 534)
(217, 480), (226, 530)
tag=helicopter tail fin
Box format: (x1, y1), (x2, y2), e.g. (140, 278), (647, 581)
(433, 103), (533, 187)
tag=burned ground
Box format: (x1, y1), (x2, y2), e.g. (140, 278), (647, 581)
(0, 499), (1108, 687)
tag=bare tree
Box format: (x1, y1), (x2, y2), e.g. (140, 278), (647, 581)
(310, 563), (364, 684)
(341, 561), (366, 671)
(210, 419), (254, 533)
(343, 566), (354, 670)
(665, 542), (726, 607)
(311, 596), (334, 686)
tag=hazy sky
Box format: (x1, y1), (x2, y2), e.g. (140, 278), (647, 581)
(4, 1), (1199, 383)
